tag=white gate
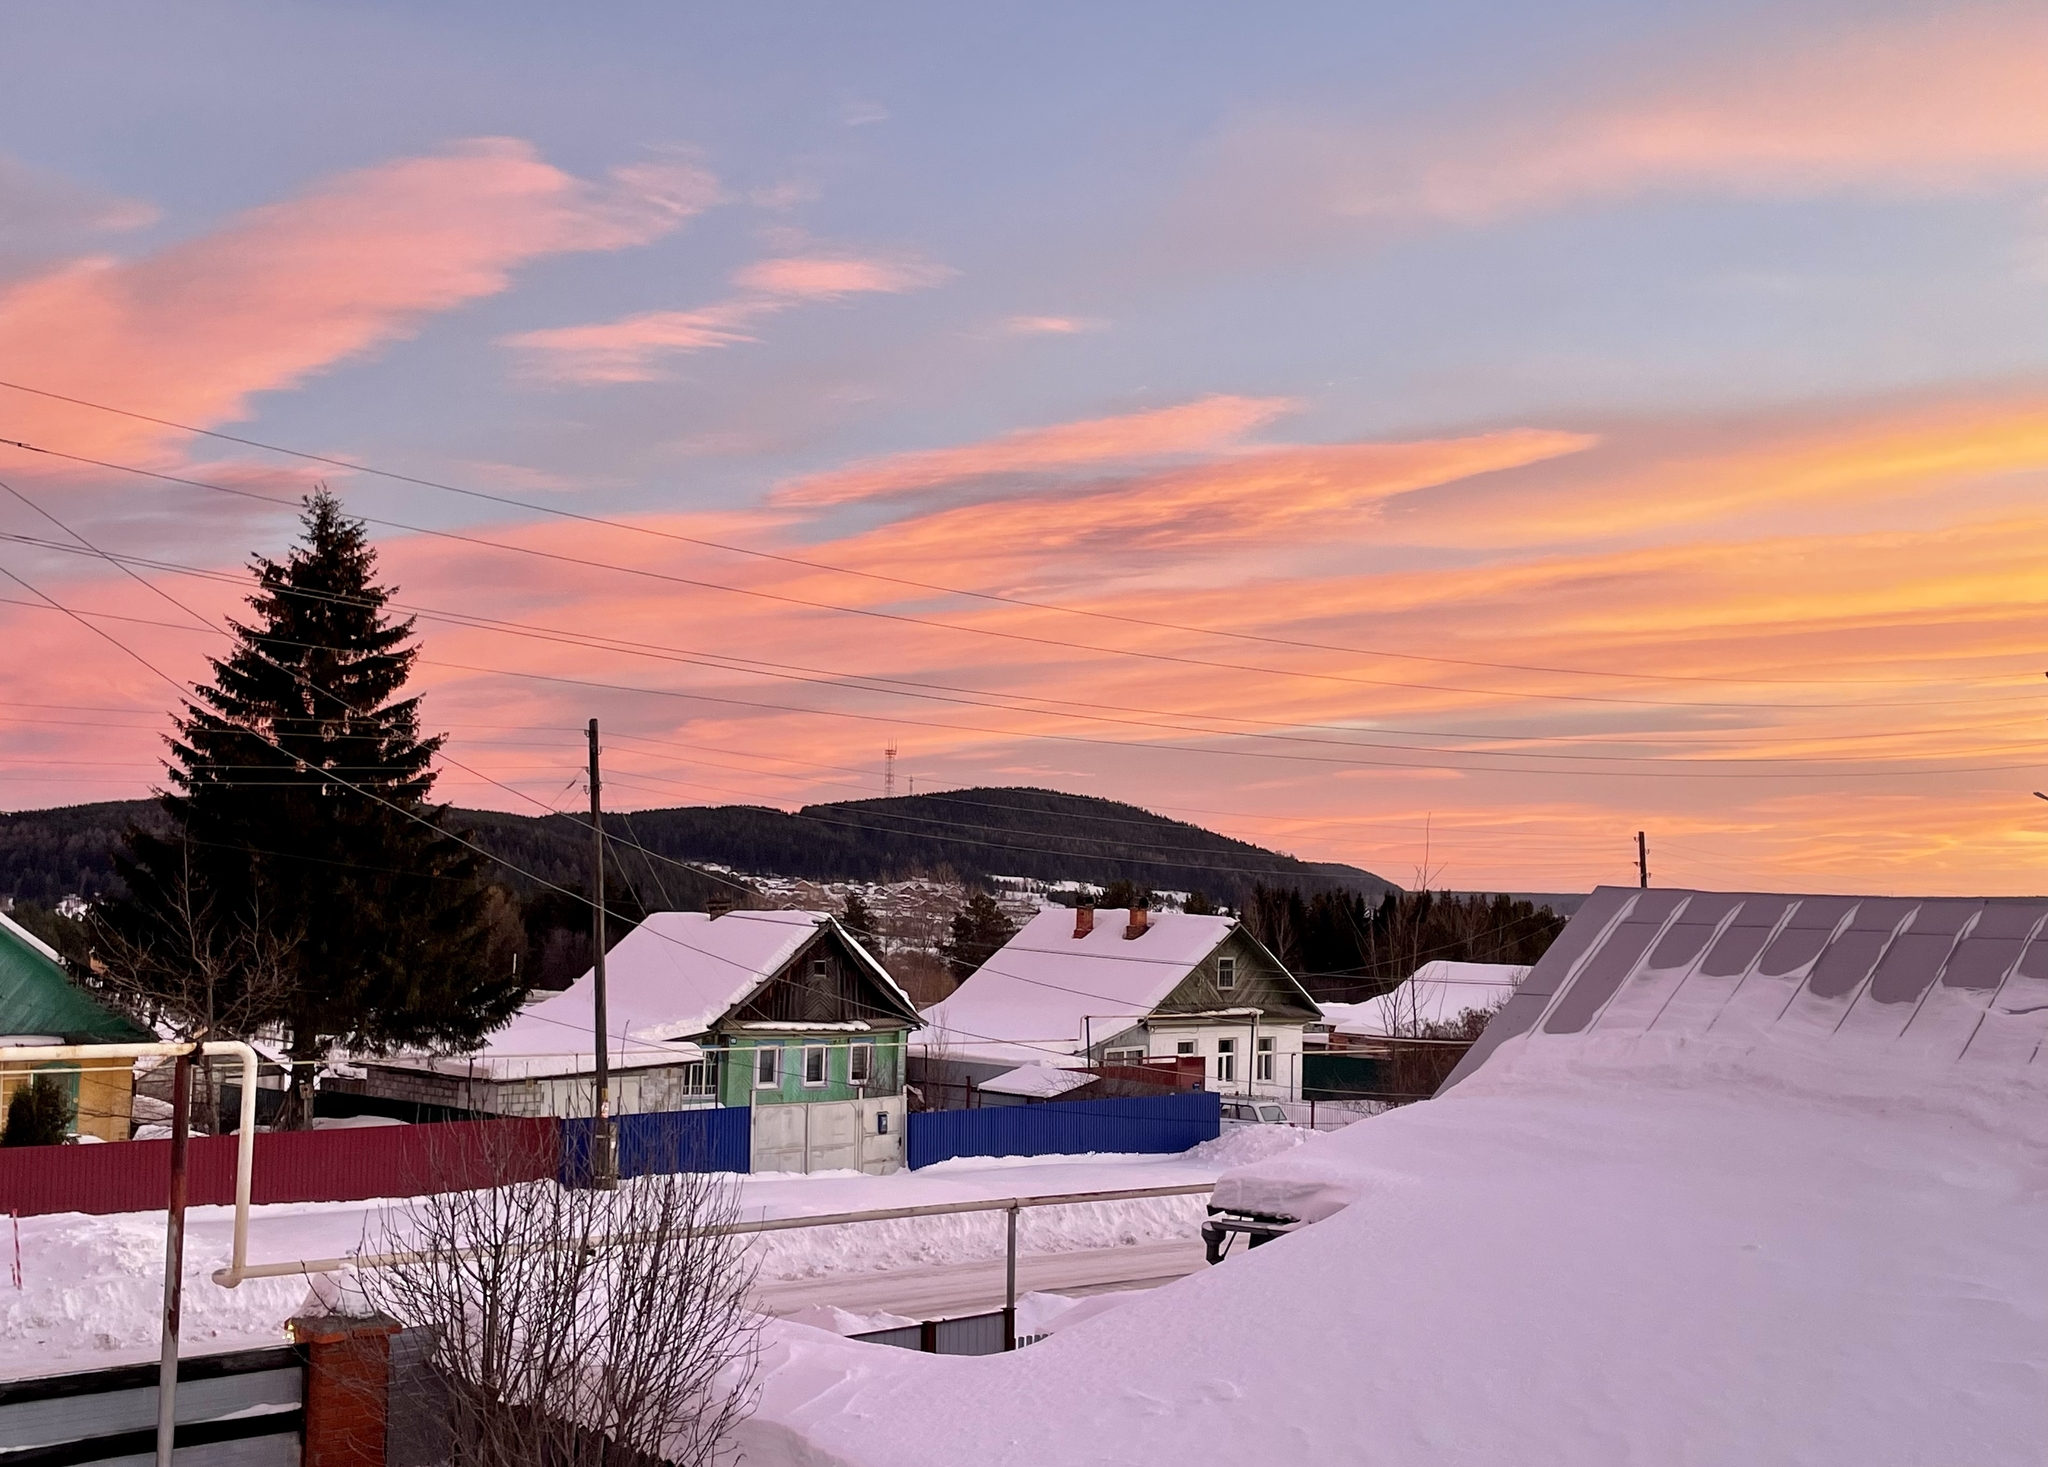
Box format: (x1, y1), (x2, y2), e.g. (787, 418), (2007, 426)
(749, 1097), (905, 1174)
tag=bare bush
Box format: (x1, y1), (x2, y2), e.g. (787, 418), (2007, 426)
(363, 1142), (760, 1467)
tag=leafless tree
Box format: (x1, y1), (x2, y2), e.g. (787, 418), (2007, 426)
(362, 1138), (760, 1467)
(87, 843), (301, 1134)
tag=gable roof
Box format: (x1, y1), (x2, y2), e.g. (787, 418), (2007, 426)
(1442, 885), (2048, 1091)
(0, 911), (146, 1043)
(921, 907), (1307, 1063)
(382, 909), (918, 1081)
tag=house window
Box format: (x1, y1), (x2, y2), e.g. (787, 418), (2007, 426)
(1104, 1048), (1144, 1065)
(1215, 1038), (1237, 1083)
(1256, 1036), (1275, 1082)
(849, 1043), (873, 1086)
(810, 956), (828, 981)
(803, 1044), (829, 1087)
(1217, 956), (1237, 991)
(1175, 1039), (1197, 1056)
(754, 1044), (781, 1089)
(681, 1060), (712, 1096)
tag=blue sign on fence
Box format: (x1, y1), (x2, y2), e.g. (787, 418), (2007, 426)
(558, 1106), (751, 1185)
(905, 1092), (1220, 1170)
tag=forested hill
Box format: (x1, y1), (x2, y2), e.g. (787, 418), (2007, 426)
(0, 786), (1393, 910)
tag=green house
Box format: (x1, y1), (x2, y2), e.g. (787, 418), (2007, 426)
(362, 908), (921, 1172)
(0, 910), (148, 1142)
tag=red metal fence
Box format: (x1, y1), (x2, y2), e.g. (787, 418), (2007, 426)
(0, 1117), (560, 1218)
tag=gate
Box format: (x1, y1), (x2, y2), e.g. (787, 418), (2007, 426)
(0, 1347), (302, 1467)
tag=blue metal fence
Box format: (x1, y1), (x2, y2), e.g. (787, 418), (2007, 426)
(558, 1106), (751, 1184)
(905, 1091), (1219, 1170)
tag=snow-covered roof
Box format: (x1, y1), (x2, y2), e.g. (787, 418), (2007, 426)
(977, 1062), (1096, 1099)
(918, 907), (1237, 1062)
(1319, 960), (1526, 1037)
(379, 909), (916, 1081)
(1443, 886), (2048, 1088)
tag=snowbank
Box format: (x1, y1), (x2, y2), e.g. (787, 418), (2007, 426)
(0, 1149), (1220, 1381)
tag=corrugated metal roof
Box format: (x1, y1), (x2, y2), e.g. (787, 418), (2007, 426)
(0, 911), (146, 1043)
(1441, 886), (2048, 1090)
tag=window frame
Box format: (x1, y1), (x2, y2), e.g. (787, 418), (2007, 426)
(754, 1044), (781, 1090)
(1255, 1035), (1276, 1082)
(1103, 1047), (1145, 1065)
(802, 1043), (830, 1088)
(1217, 955), (1237, 991)
(1175, 1039), (1198, 1057)
(1215, 1037), (1237, 1083)
(849, 1042), (873, 1087)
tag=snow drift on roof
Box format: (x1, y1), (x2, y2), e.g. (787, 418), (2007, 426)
(1441, 886), (2048, 1089)
(976, 1062), (1095, 1099)
(1319, 959), (1526, 1037)
(918, 907), (1234, 1058)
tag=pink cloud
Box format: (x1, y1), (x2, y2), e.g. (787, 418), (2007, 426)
(505, 249), (952, 384)
(730, 253), (953, 298)
(0, 139), (717, 461)
(1218, 7), (2048, 231)
(503, 302), (766, 384)
(774, 394), (1300, 507)
(1003, 315), (1102, 336)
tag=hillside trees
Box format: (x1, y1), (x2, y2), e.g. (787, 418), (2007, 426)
(1246, 886), (1563, 999)
(113, 491), (525, 1125)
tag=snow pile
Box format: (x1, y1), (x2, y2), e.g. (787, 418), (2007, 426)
(778, 1304), (918, 1337)
(1182, 1122), (1314, 1168)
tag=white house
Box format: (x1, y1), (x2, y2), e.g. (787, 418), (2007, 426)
(916, 904), (1322, 1100)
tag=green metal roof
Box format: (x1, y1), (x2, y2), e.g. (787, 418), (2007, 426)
(0, 913), (148, 1042)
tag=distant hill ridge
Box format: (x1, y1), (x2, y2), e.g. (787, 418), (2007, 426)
(0, 786), (1393, 910)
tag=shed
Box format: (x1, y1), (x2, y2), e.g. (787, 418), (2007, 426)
(0, 911), (147, 1142)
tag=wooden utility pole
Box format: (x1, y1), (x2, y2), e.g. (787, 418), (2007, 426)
(1637, 831), (1650, 889)
(588, 719), (616, 1189)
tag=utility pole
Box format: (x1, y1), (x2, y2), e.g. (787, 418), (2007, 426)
(588, 719), (616, 1190)
(1637, 831), (1650, 889)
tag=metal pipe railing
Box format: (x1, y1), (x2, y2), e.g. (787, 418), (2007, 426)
(0, 1040), (260, 1467)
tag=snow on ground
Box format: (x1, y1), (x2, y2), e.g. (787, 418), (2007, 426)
(0, 1144), (1238, 1380)
(729, 1031), (2048, 1467)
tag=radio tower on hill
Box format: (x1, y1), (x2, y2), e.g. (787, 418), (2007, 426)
(884, 744), (898, 799)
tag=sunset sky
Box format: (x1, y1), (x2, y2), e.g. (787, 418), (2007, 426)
(3, 1), (2046, 896)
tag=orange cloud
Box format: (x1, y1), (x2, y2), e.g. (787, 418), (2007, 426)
(1223, 7), (2048, 229)
(0, 139), (716, 461)
(774, 394), (1301, 507)
(827, 427), (1595, 565)
(1003, 315), (1101, 336)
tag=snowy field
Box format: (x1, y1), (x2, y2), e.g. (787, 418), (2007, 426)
(0, 1128), (1301, 1381)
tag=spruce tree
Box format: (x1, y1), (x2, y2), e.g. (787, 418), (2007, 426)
(117, 491), (523, 1124)
(838, 889), (877, 948)
(940, 890), (1017, 981)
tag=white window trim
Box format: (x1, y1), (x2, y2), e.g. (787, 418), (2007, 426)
(754, 1044), (781, 1089)
(1215, 1037), (1237, 1083)
(802, 1044), (830, 1088)
(1175, 1039), (1198, 1056)
(849, 1042), (873, 1086)
(1255, 1036), (1275, 1081)
(1217, 956), (1237, 991)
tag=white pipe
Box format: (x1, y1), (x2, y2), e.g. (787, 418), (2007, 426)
(0, 1041), (261, 1283)
(216, 1180), (1220, 1283)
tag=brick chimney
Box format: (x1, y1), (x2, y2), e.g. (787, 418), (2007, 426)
(1124, 906), (1149, 940)
(1073, 904), (1094, 938)
(707, 892), (733, 919)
